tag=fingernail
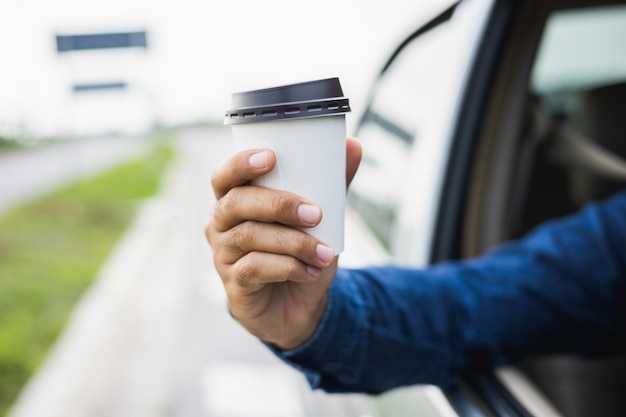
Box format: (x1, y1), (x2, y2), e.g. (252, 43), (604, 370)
(307, 265), (321, 278)
(298, 204), (321, 225)
(316, 244), (334, 264)
(249, 151), (269, 169)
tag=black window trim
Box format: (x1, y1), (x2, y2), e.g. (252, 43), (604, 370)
(427, 0), (539, 416)
(355, 1), (460, 134)
(429, 0), (517, 263)
(359, 109), (414, 144)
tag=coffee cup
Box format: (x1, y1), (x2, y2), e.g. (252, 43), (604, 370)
(224, 78), (351, 253)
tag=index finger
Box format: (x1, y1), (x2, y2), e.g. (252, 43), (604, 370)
(211, 149), (277, 199)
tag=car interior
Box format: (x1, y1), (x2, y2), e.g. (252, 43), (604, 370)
(461, 0), (626, 415)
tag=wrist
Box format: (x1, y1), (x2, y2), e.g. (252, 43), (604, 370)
(274, 293), (329, 351)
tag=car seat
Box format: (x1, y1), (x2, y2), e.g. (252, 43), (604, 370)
(568, 81), (626, 202)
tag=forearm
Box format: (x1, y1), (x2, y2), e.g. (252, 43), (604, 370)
(269, 191), (626, 393)
(268, 266), (458, 392)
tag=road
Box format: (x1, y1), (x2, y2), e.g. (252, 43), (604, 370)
(8, 126), (381, 417)
(0, 135), (148, 215)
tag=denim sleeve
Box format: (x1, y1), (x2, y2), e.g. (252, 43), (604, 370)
(267, 191), (626, 394)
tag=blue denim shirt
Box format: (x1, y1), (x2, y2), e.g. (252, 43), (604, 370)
(267, 191), (626, 394)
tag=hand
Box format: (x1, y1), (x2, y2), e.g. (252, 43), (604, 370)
(205, 138), (362, 349)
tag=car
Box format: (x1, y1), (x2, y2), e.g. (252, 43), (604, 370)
(305, 0), (626, 415)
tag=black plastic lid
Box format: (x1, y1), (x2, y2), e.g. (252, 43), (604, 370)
(224, 77), (350, 125)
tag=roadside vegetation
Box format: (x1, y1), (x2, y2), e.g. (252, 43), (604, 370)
(0, 137), (174, 416)
(0, 135), (57, 152)
(0, 136), (24, 152)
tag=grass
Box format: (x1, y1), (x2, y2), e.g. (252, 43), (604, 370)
(0, 137), (174, 416)
(0, 137), (24, 152)
(0, 136), (56, 152)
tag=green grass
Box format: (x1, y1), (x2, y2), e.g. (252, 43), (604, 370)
(0, 137), (23, 152)
(0, 138), (174, 416)
(0, 136), (56, 152)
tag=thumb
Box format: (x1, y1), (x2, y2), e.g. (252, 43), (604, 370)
(346, 137), (362, 187)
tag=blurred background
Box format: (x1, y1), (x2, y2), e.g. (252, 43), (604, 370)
(0, 0), (450, 139)
(0, 1), (451, 416)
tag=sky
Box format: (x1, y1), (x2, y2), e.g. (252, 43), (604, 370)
(0, 0), (451, 138)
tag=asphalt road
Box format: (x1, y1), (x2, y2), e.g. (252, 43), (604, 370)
(8, 127), (323, 417)
(0, 135), (148, 215)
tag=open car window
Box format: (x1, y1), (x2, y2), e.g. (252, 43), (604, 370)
(516, 5), (626, 417)
(462, 2), (626, 417)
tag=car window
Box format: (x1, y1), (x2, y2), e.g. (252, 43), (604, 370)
(532, 4), (626, 95)
(530, 4), (626, 127)
(510, 6), (626, 416)
(349, 16), (457, 249)
(525, 3), (626, 211)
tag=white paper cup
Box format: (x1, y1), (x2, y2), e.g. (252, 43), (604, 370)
(225, 78), (350, 253)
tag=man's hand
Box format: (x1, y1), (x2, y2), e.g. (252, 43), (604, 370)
(205, 138), (362, 349)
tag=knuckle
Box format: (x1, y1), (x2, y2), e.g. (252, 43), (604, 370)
(235, 253), (260, 287)
(220, 227), (245, 256)
(212, 190), (239, 226)
(276, 228), (310, 254)
(284, 258), (302, 277)
(270, 193), (294, 218)
(293, 231), (311, 253)
(211, 199), (225, 223)
(216, 191), (235, 214)
(241, 221), (261, 248)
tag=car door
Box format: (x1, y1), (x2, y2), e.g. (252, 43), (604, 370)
(453, 1), (626, 416)
(348, 0), (626, 416)
(345, 0), (522, 415)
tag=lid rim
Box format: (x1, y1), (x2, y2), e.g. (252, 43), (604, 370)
(225, 97), (349, 113)
(224, 98), (350, 125)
